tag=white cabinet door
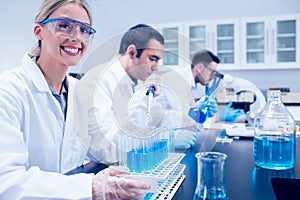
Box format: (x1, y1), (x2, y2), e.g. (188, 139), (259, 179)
(185, 19), (240, 70)
(212, 18), (240, 70)
(155, 22), (187, 67)
(241, 17), (271, 69)
(156, 14), (299, 70)
(241, 14), (300, 69)
(272, 14), (300, 69)
(184, 20), (211, 61)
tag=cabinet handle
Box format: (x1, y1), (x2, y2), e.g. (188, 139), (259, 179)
(206, 32), (209, 49)
(266, 29), (269, 55)
(271, 29), (275, 55)
(212, 32), (216, 52)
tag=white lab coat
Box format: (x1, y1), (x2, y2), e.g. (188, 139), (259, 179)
(150, 66), (200, 128)
(74, 57), (147, 164)
(0, 54), (93, 199)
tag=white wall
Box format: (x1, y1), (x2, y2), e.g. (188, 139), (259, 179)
(1, 0), (300, 91)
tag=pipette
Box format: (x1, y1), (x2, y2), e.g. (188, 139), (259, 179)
(146, 86), (155, 116)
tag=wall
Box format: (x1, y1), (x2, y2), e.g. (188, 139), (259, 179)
(1, 0), (300, 91)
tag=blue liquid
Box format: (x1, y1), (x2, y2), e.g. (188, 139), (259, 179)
(193, 189), (228, 200)
(189, 107), (207, 124)
(254, 135), (295, 170)
(127, 140), (169, 172)
(127, 149), (150, 172)
(198, 109), (207, 124)
(155, 139), (168, 162)
(143, 192), (154, 200)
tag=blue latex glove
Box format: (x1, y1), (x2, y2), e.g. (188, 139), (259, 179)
(205, 98), (218, 118)
(188, 107), (207, 124)
(189, 96), (218, 124)
(196, 96), (218, 118)
(219, 102), (245, 122)
(172, 129), (197, 149)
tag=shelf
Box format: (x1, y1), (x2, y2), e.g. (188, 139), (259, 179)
(277, 33), (296, 38)
(277, 48), (296, 51)
(218, 50), (234, 54)
(247, 35), (264, 39)
(247, 49), (264, 53)
(217, 36), (234, 40)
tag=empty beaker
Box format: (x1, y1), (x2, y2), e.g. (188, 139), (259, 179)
(193, 152), (228, 200)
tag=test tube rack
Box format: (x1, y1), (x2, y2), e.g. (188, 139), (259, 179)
(148, 162), (185, 200)
(120, 153), (186, 200)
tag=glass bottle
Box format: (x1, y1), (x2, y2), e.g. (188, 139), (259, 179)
(254, 90), (296, 170)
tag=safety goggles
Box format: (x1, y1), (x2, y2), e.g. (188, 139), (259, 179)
(40, 18), (96, 43)
(203, 64), (224, 96)
(203, 64), (223, 79)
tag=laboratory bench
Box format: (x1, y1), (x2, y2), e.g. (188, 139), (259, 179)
(67, 128), (300, 200)
(173, 128), (300, 200)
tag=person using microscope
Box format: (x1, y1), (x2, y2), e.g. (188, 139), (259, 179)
(186, 50), (265, 124)
(188, 50), (245, 123)
(151, 50), (245, 133)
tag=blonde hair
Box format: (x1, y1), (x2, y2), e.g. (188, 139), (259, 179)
(31, 0), (93, 56)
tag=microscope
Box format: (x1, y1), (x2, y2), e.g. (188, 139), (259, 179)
(214, 74), (267, 124)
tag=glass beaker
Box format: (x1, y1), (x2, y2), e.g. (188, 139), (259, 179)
(194, 152), (228, 200)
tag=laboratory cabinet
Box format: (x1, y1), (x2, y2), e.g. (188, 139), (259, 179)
(185, 18), (240, 70)
(155, 22), (187, 68)
(155, 13), (300, 70)
(240, 14), (300, 69)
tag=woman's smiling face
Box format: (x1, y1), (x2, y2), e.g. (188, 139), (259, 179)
(37, 2), (92, 67)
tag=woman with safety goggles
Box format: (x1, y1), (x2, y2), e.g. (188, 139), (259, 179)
(0, 0), (149, 199)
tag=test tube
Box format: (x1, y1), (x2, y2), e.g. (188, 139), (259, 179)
(125, 127), (171, 173)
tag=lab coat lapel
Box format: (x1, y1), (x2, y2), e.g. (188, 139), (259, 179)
(22, 54), (50, 93)
(112, 74), (142, 135)
(22, 54), (64, 122)
(61, 76), (90, 173)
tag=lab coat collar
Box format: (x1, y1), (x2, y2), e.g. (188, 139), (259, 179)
(22, 54), (50, 93)
(22, 53), (69, 93)
(110, 57), (136, 91)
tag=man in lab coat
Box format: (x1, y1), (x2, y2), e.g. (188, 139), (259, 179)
(74, 24), (170, 164)
(152, 50), (244, 130)
(152, 50), (220, 129)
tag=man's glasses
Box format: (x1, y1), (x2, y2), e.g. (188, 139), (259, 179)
(40, 18), (96, 43)
(203, 64), (224, 79)
(203, 64), (225, 96)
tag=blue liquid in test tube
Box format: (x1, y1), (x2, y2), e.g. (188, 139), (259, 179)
(126, 128), (170, 173)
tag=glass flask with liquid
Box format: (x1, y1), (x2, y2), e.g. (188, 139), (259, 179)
(254, 90), (296, 170)
(193, 152), (228, 200)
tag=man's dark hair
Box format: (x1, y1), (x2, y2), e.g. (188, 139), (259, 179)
(191, 50), (220, 68)
(118, 23), (164, 58)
